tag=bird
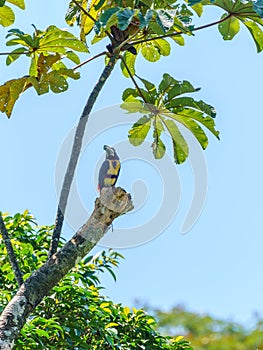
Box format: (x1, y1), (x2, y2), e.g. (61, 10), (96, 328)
(98, 145), (121, 192)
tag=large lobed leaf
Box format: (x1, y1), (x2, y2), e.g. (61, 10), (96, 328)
(122, 73), (219, 164)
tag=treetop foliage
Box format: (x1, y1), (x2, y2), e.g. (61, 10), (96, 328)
(1, 0), (263, 162)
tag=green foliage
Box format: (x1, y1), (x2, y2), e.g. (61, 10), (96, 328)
(0, 212), (194, 349)
(0, 25), (87, 117)
(188, 0), (263, 52)
(122, 73), (218, 164)
(150, 305), (263, 350)
(0, 0), (25, 27)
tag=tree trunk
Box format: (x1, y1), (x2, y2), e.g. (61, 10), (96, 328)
(0, 187), (133, 349)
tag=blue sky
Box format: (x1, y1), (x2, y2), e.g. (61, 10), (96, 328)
(1, 0), (263, 326)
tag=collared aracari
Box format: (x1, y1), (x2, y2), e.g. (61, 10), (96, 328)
(98, 145), (121, 192)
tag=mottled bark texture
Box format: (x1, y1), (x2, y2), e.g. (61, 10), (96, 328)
(0, 187), (133, 349)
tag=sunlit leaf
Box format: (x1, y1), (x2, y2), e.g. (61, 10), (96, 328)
(120, 51), (136, 77)
(6, 47), (26, 65)
(141, 42), (161, 62)
(0, 5), (14, 26)
(163, 110), (209, 149)
(156, 9), (175, 32)
(0, 77), (30, 117)
(154, 38), (171, 56)
(7, 0), (25, 9)
(128, 115), (151, 145)
(152, 116), (166, 159)
(166, 96), (216, 118)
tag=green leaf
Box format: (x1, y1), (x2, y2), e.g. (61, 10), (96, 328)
(165, 110), (209, 149)
(242, 19), (263, 52)
(161, 117), (189, 164)
(152, 117), (166, 159)
(191, 3), (203, 17)
(156, 9), (175, 32)
(0, 76), (29, 117)
(176, 108), (219, 139)
(121, 101), (150, 113)
(154, 38), (171, 56)
(171, 34), (185, 46)
(34, 329), (50, 338)
(34, 69), (79, 95)
(158, 73), (177, 92)
(167, 80), (197, 100)
(117, 8), (136, 30)
(65, 50), (80, 64)
(138, 9), (154, 28)
(0, 5), (14, 26)
(65, 1), (80, 26)
(29, 53), (38, 76)
(166, 96), (216, 118)
(141, 42), (161, 62)
(99, 7), (119, 27)
(105, 334), (115, 347)
(218, 14), (240, 40)
(6, 47), (26, 65)
(135, 75), (157, 101)
(128, 115), (151, 145)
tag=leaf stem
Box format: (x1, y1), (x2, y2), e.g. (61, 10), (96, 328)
(0, 213), (23, 286)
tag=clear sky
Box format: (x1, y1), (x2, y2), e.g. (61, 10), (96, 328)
(1, 0), (263, 326)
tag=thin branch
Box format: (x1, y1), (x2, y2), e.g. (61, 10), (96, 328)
(131, 14), (233, 46)
(0, 213), (23, 286)
(119, 55), (147, 103)
(48, 54), (119, 258)
(73, 51), (107, 70)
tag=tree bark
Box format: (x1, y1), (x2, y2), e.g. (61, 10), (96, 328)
(0, 187), (133, 349)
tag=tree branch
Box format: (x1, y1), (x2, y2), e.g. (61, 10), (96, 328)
(119, 55), (147, 103)
(49, 54), (119, 258)
(0, 188), (133, 349)
(131, 14), (233, 46)
(0, 214), (23, 287)
(71, 0), (113, 41)
(73, 51), (107, 70)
